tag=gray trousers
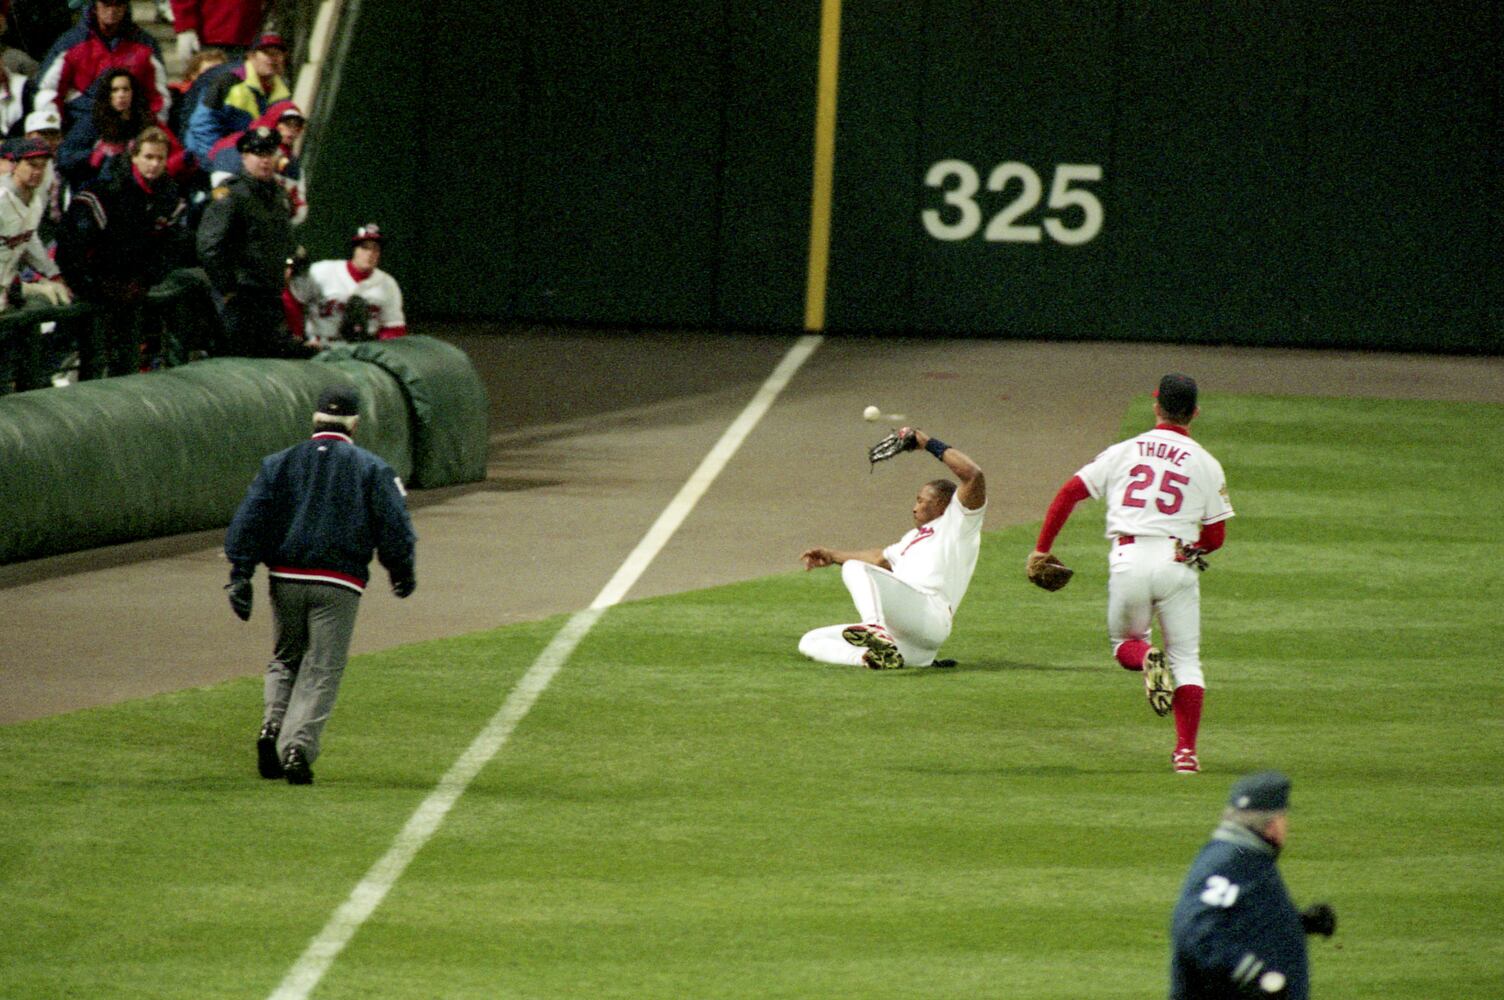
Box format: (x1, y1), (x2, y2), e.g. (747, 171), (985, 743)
(264, 579), (362, 763)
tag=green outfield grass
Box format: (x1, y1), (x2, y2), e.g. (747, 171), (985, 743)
(2, 394), (1501, 999)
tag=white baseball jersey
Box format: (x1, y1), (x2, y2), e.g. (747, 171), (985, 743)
(882, 494), (986, 611)
(289, 260), (406, 346)
(0, 174), (58, 296)
(1076, 427), (1233, 541)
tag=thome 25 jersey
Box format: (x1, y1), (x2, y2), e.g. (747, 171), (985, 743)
(1076, 426), (1234, 542)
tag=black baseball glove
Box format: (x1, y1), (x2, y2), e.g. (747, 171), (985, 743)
(226, 573), (253, 621)
(286, 245), (310, 278)
(1174, 539), (1210, 572)
(868, 426), (918, 467)
(1300, 902), (1336, 937)
(338, 295), (373, 342)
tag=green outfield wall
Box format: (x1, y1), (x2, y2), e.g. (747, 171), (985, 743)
(301, 1), (1500, 353)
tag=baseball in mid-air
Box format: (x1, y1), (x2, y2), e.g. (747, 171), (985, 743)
(863, 405), (882, 421)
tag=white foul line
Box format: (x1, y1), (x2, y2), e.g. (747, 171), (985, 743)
(266, 335), (822, 1000)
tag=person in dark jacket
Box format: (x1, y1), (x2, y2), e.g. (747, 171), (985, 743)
(1169, 772), (1337, 999)
(195, 123), (297, 356)
(57, 125), (190, 377)
(224, 383), (417, 785)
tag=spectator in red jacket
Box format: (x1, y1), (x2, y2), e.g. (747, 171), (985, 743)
(172, 0), (267, 62)
(33, 0), (171, 131)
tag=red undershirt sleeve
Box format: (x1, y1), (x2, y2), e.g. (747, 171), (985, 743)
(1036, 476), (1090, 551)
(1197, 519), (1226, 553)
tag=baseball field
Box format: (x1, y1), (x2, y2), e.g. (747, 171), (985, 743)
(2, 335), (1500, 998)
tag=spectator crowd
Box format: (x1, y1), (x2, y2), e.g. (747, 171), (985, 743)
(0, 0), (407, 394)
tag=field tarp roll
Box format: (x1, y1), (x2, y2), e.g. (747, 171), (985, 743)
(0, 359), (413, 565)
(318, 336), (488, 488)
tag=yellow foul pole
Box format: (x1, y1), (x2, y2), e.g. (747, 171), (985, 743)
(803, 0), (842, 332)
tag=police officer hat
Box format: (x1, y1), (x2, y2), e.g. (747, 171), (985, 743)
(1227, 770), (1291, 812)
(236, 126), (280, 156)
(316, 384), (360, 417)
(1155, 373), (1198, 416)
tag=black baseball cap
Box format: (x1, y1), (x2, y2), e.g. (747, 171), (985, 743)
(236, 126), (280, 156)
(0, 137), (52, 161)
(316, 384), (359, 417)
(1155, 373), (1198, 415)
(1227, 771), (1291, 811)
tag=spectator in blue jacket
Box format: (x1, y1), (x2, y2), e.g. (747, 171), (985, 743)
(224, 383), (417, 785)
(183, 30), (288, 161)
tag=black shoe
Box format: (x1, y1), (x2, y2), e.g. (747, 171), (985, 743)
(282, 746), (313, 785)
(257, 722), (283, 779)
(930, 658), (958, 669)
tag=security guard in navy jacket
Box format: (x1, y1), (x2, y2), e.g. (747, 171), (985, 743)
(1169, 772), (1336, 999)
(224, 383), (416, 785)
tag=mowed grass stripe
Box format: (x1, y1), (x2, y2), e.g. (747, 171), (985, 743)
(1, 394), (1500, 998)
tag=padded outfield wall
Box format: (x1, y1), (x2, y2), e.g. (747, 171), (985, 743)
(300, 2), (1501, 353)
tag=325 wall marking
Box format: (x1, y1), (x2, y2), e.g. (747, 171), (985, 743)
(922, 160), (1104, 245)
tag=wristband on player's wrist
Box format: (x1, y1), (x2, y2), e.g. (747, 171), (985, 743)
(925, 437), (950, 459)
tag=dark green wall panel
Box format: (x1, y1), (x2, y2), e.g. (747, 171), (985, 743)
(510, 1), (724, 324)
(411, 0), (525, 316)
(717, 2), (821, 328)
(1111, 1), (1310, 346)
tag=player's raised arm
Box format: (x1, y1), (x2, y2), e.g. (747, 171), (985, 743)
(910, 428), (984, 509)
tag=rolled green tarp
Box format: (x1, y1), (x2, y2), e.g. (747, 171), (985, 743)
(0, 359), (412, 564)
(317, 336), (488, 487)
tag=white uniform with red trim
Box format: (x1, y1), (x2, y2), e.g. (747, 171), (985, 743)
(289, 260), (405, 347)
(798, 493), (986, 667)
(1075, 425), (1234, 688)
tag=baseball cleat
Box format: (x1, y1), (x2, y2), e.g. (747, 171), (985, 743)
(257, 722), (283, 779)
(1143, 648), (1174, 716)
(1172, 748), (1200, 774)
(282, 746), (313, 785)
(842, 623), (905, 670)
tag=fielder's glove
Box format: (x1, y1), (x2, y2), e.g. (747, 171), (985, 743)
(338, 295), (373, 342)
(286, 245), (311, 278)
(1174, 539), (1210, 572)
(1300, 902), (1336, 938)
(226, 574), (253, 621)
(1026, 551), (1074, 592)
(391, 568), (416, 599)
(868, 426), (918, 467)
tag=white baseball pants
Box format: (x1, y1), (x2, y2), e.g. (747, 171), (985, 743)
(798, 559), (952, 667)
(1107, 536), (1205, 688)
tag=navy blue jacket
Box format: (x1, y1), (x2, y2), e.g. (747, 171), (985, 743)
(1170, 823), (1308, 1000)
(225, 430), (416, 593)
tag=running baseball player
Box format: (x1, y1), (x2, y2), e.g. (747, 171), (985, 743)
(285, 222), (407, 348)
(1030, 373), (1233, 773)
(799, 427), (985, 670)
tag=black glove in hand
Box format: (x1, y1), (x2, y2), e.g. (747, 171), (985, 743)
(226, 576), (253, 621)
(392, 576), (416, 599)
(1300, 902), (1336, 937)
